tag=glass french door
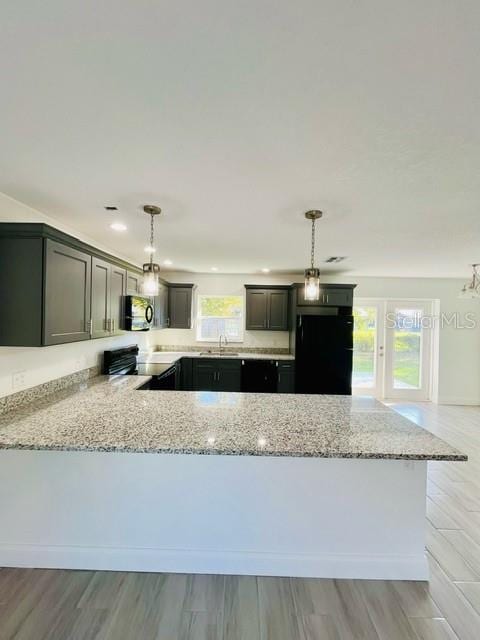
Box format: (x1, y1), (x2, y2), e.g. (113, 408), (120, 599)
(383, 300), (433, 400)
(353, 299), (433, 401)
(352, 301), (385, 397)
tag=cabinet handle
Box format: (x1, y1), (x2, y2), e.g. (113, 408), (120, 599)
(167, 317), (170, 327)
(111, 319), (115, 333)
(87, 319), (93, 336)
(276, 361), (278, 367)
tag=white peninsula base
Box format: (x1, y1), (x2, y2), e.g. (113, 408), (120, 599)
(0, 450), (428, 580)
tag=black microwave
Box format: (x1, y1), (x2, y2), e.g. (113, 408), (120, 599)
(125, 295), (154, 331)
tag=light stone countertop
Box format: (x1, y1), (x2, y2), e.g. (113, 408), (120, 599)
(0, 376), (466, 461)
(137, 351), (295, 364)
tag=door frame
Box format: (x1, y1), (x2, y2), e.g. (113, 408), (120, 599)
(383, 299), (434, 401)
(353, 298), (435, 401)
(352, 299), (385, 398)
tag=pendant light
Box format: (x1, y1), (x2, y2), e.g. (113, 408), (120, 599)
(141, 205), (162, 296)
(304, 210), (323, 301)
(459, 264), (480, 299)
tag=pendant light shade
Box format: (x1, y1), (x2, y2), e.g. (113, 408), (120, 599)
(459, 264), (480, 299)
(304, 267), (321, 301)
(141, 205), (162, 296)
(303, 210), (323, 301)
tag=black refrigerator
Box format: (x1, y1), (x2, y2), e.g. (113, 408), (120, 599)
(295, 314), (354, 395)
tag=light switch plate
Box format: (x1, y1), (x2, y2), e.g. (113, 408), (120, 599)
(12, 371), (27, 391)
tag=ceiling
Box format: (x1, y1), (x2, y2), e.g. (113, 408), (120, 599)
(0, 1), (479, 277)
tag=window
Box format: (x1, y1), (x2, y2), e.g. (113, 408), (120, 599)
(196, 295), (243, 342)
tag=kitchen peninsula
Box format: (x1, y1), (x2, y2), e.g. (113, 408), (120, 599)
(0, 375), (465, 581)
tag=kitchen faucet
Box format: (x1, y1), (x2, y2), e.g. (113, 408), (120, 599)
(219, 334), (228, 353)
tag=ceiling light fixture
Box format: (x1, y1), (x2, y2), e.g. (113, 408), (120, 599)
(110, 222), (127, 232)
(211, 266), (218, 271)
(163, 259), (173, 266)
(459, 264), (480, 299)
(141, 205), (162, 296)
(303, 210), (323, 301)
(261, 268), (270, 273)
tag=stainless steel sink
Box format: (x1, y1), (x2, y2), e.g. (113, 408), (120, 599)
(199, 351), (240, 357)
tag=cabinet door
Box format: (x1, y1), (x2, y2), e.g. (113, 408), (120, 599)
(154, 281), (169, 329)
(268, 290), (289, 330)
(110, 265), (126, 334)
(168, 287), (192, 329)
(277, 361), (295, 393)
(297, 286), (353, 308)
(246, 290), (268, 329)
(192, 359), (217, 391)
(216, 360), (242, 391)
(321, 288), (353, 307)
(91, 257), (111, 338)
(127, 271), (141, 295)
(43, 240), (92, 345)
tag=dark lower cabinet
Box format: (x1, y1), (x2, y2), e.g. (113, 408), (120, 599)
(190, 357), (294, 393)
(44, 240), (92, 345)
(192, 359), (242, 392)
(277, 361), (295, 393)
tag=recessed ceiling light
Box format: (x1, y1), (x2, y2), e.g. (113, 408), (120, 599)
(163, 259), (173, 266)
(211, 266), (218, 271)
(105, 206), (118, 211)
(110, 222), (127, 232)
(144, 245), (156, 254)
(261, 268), (270, 273)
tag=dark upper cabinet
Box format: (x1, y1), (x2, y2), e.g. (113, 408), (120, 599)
(296, 285), (354, 308)
(191, 358), (242, 392)
(0, 224), (141, 346)
(245, 289), (269, 329)
(110, 265), (127, 334)
(245, 286), (290, 331)
(44, 240), (92, 345)
(127, 271), (140, 295)
(91, 257), (111, 339)
(154, 280), (169, 329)
(168, 284), (194, 329)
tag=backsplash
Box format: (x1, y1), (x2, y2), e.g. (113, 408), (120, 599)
(0, 366), (99, 415)
(154, 345), (291, 355)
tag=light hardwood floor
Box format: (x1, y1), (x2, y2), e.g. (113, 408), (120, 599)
(1, 402), (479, 639)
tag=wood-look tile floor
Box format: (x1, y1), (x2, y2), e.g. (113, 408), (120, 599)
(1, 402), (480, 639)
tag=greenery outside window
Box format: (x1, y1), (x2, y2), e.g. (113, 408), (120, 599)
(196, 295), (244, 342)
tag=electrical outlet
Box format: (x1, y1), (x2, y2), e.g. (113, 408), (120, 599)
(12, 371), (27, 391)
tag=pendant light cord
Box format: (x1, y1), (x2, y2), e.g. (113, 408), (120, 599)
(150, 213), (155, 267)
(311, 218), (316, 269)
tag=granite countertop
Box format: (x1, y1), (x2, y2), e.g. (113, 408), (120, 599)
(137, 351), (295, 364)
(0, 376), (466, 461)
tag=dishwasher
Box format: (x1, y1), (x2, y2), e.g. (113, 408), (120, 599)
(241, 359), (277, 393)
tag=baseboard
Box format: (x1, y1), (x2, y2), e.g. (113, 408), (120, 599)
(437, 396), (480, 406)
(0, 544), (429, 581)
